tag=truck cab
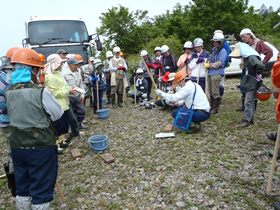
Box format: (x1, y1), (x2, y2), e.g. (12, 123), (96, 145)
(22, 16), (102, 63)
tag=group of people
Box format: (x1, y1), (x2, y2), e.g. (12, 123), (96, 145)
(0, 26), (279, 210)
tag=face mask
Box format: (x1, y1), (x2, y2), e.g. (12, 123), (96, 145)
(11, 65), (31, 85)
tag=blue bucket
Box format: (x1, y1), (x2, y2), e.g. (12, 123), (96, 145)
(96, 108), (110, 119)
(88, 134), (109, 153)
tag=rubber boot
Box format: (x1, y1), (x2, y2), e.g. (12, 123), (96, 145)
(111, 94), (117, 109)
(16, 196), (31, 210)
(254, 99), (257, 113)
(210, 96), (214, 111)
(236, 97), (245, 112)
(31, 202), (50, 210)
(211, 97), (221, 114)
(118, 94), (124, 107)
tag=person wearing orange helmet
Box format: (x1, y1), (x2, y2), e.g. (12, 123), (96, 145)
(5, 48), (63, 209)
(155, 70), (210, 133)
(0, 47), (19, 197)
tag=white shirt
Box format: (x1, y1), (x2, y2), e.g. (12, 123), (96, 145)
(188, 52), (207, 78)
(161, 80), (210, 112)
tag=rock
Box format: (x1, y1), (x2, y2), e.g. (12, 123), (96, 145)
(76, 198), (85, 203)
(176, 201), (185, 208)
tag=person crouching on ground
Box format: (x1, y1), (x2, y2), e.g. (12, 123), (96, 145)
(44, 54), (80, 153)
(5, 48), (63, 209)
(155, 70), (210, 132)
(90, 59), (107, 114)
(229, 42), (265, 127)
(128, 68), (148, 103)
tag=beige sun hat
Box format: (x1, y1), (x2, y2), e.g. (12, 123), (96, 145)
(229, 42), (241, 58)
(44, 54), (66, 73)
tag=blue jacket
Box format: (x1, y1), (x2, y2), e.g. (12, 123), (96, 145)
(208, 47), (227, 76)
(0, 70), (12, 127)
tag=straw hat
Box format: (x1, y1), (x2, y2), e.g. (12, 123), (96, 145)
(229, 43), (241, 58)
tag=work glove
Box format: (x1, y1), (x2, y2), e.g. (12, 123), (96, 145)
(196, 56), (205, 64)
(89, 75), (99, 83)
(146, 63), (153, 68)
(152, 63), (163, 69)
(142, 93), (147, 98)
(155, 89), (164, 97)
(204, 62), (210, 69)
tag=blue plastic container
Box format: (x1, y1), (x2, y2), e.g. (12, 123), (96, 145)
(96, 108), (110, 119)
(88, 134), (109, 153)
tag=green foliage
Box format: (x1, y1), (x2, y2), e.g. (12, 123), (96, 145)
(141, 35), (182, 58)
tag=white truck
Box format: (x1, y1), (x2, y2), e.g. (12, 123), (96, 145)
(22, 16), (102, 63)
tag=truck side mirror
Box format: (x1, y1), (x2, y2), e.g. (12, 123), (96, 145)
(95, 38), (103, 51)
(22, 38), (30, 47)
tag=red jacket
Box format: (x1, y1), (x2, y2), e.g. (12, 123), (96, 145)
(255, 40), (273, 64)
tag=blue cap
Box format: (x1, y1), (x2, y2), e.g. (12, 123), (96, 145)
(67, 58), (80, 65)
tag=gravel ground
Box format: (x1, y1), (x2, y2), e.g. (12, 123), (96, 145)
(1, 77), (280, 210)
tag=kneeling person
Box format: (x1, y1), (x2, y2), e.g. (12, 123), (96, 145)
(156, 70), (210, 132)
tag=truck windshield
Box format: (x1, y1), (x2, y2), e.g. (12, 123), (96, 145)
(28, 20), (89, 44)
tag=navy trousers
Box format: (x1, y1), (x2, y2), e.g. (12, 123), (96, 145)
(11, 146), (58, 204)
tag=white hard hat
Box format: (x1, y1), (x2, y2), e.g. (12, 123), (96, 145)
(106, 51), (113, 58)
(140, 50), (148, 57)
(193, 38), (203, 47)
(94, 58), (102, 64)
(211, 33), (224, 42)
(136, 68), (144, 74)
(161, 45), (169, 53)
(113, 46), (121, 53)
(183, 41), (193, 49)
(214, 30), (224, 35)
(239, 28), (256, 39)
(154, 47), (161, 52)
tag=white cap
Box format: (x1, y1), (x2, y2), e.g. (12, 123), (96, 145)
(88, 57), (94, 62)
(113, 46), (121, 53)
(140, 50), (148, 57)
(239, 28), (256, 39)
(161, 45), (169, 53)
(136, 68), (144, 74)
(211, 33), (224, 42)
(183, 41), (193, 49)
(154, 47), (161, 52)
(193, 38), (203, 47)
(168, 72), (176, 81)
(106, 51), (113, 58)
(214, 30), (223, 34)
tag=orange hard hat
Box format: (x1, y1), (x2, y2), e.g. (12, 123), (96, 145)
(38, 53), (46, 63)
(6, 47), (20, 59)
(173, 70), (187, 84)
(11, 48), (43, 68)
(256, 85), (272, 101)
(75, 54), (84, 63)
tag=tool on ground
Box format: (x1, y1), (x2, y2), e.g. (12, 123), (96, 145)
(96, 79), (99, 111)
(142, 58), (158, 90)
(266, 125), (280, 193)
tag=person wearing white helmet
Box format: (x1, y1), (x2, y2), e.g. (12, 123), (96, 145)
(205, 33), (227, 114)
(109, 46), (128, 108)
(139, 50), (153, 100)
(177, 41), (193, 76)
(103, 51), (113, 104)
(213, 30), (231, 99)
(188, 38), (209, 92)
(89, 60), (107, 114)
(160, 44), (178, 73)
(128, 68), (148, 103)
(154, 47), (162, 62)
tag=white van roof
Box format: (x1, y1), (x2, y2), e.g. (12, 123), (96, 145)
(28, 16), (83, 22)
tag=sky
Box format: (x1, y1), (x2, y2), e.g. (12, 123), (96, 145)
(0, 0), (279, 56)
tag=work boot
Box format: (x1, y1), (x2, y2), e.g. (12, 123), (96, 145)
(31, 202), (50, 210)
(211, 97), (221, 114)
(274, 201), (280, 210)
(57, 145), (64, 154)
(237, 119), (251, 128)
(236, 97), (245, 112)
(267, 131), (277, 141)
(111, 94), (117, 109)
(118, 94), (124, 107)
